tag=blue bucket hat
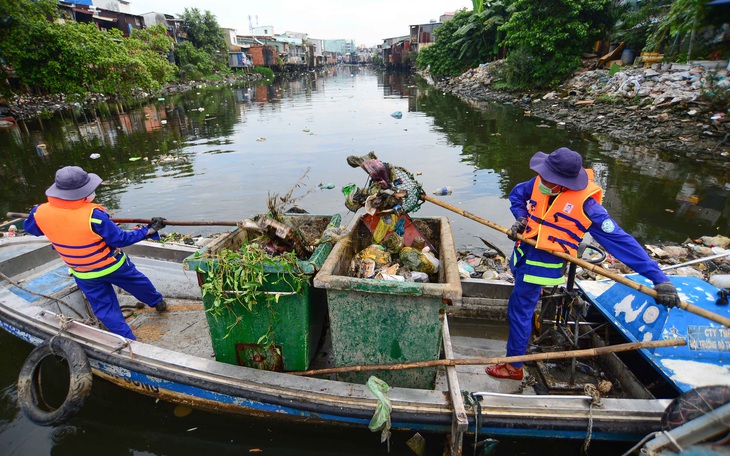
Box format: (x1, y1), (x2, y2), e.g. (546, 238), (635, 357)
(529, 147), (588, 191)
(45, 166), (102, 201)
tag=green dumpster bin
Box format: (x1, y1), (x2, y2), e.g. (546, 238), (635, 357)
(313, 215), (461, 389)
(184, 214), (341, 372)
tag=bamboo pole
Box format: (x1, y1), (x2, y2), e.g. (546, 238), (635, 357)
(6, 212), (238, 227)
(421, 194), (730, 328)
(293, 338), (686, 376)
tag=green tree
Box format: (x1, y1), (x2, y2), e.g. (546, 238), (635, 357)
(122, 24), (178, 91)
(612, 0), (671, 51)
(0, 1), (177, 98)
(175, 41), (216, 80)
(417, 10), (494, 76)
(0, 0), (58, 95)
(178, 8), (228, 71)
(500, 0), (613, 88)
(646, 0), (707, 61)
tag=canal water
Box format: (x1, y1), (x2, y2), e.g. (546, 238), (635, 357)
(0, 66), (726, 454)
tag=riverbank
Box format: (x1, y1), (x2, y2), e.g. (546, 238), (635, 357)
(3, 72), (265, 121)
(426, 62), (730, 167)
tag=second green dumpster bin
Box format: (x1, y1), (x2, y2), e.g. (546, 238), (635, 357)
(313, 215), (461, 389)
(184, 213), (340, 372)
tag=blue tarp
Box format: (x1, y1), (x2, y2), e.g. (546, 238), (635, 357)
(578, 275), (730, 393)
(65, 0), (94, 6)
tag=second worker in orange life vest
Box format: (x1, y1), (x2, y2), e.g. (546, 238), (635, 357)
(486, 147), (681, 381)
(23, 166), (168, 340)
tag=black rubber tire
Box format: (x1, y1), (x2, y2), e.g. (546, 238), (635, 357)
(17, 337), (93, 426)
(661, 384), (730, 430)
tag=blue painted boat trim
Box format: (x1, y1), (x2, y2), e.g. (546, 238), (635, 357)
(579, 275), (730, 393)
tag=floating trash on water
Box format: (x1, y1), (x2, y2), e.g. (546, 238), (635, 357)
(129, 157), (142, 161)
(390, 111), (402, 119)
(36, 144), (48, 157)
(256, 137), (266, 142)
(89, 153), (101, 159)
(161, 120), (167, 125)
(158, 97), (165, 101)
(197, 107), (205, 112)
(174, 405), (192, 417)
(406, 432), (425, 456)
(318, 183), (335, 189)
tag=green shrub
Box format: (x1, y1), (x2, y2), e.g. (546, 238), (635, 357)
(254, 66), (274, 78)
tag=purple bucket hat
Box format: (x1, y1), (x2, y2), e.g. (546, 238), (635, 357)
(45, 166), (102, 201)
(529, 147), (588, 191)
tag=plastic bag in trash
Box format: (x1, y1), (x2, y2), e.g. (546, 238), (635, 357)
(356, 244), (391, 266)
(399, 247), (435, 274)
(381, 233), (404, 254)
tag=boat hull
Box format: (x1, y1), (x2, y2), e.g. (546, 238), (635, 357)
(0, 238), (670, 441)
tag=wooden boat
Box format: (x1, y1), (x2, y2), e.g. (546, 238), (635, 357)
(1, 234), (728, 454)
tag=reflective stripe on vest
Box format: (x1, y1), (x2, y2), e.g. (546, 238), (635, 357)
(34, 198), (120, 275)
(523, 172), (603, 257)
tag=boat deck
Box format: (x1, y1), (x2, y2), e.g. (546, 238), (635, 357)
(122, 294), (534, 395)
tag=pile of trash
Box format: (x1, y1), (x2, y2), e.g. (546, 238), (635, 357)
(349, 232), (440, 283)
(561, 66), (727, 107)
(453, 234), (730, 287)
(341, 152), (420, 215)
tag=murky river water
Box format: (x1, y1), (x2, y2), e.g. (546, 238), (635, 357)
(0, 66), (726, 454)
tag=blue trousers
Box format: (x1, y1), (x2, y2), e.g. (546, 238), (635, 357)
(506, 246), (544, 368)
(74, 257), (163, 340)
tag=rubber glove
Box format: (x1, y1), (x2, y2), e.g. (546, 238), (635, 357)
(507, 217), (527, 242)
(146, 217), (167, 237)
(654, 281), (680, 308)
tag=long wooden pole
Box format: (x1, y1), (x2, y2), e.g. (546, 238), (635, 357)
(6, 212), (238, 227)
(293, 338), (686, 376)
(422, 194), (730, 328)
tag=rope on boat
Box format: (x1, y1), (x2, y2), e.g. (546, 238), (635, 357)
(582, 383), (605, 454)
(464, 392), (483, 455)
(465, 392), (499, 455)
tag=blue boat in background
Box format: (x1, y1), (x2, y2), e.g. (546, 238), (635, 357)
(579, 275), (730, 393)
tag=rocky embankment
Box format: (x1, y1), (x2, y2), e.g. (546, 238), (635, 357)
(431, 62), (730, 166)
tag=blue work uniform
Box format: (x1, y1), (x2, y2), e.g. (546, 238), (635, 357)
(505, 177), (669, 366)
(24, 207), (163, 340)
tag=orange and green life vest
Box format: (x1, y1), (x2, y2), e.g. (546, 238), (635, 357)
(34, 198), (124, 278)
(523, 170), (603, 257)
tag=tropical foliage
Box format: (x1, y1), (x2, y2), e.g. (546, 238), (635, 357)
(176, 7), (229, 79)
(416, 10), (495, 76)
(0, 0), (175, 98)
(499, 0), (613, 88)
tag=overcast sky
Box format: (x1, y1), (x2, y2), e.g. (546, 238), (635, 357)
(130, 1), (473, 47)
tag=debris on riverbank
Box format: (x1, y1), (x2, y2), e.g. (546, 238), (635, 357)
(428, 62), (730, 166)
(3, 73), (264, 121)
(456, 234), (730, 285)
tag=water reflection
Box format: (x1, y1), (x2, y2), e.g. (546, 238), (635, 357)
(0, 67), (727, 251)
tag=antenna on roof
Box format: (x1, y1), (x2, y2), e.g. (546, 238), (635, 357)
(248, 15), (253, 34)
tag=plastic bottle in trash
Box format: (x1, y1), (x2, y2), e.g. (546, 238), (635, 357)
(432, 186), (453, 195)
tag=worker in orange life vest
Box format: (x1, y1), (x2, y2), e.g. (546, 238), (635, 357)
(23, 166), (168, 340)
(486, 148), (680, 381)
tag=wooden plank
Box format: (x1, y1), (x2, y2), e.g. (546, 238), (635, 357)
(442, 314), (468, 456)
